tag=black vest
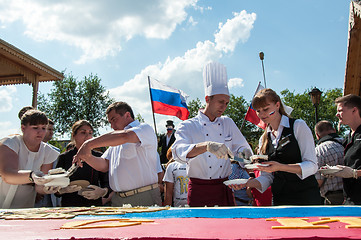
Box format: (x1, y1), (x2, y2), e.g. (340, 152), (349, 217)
(343, 124), (361, 204)
(266, 118), (321, 205)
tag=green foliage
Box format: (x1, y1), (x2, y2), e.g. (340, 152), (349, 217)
(280, 88), (345, 137)
(187, 98), (204, 118)
(135, 113), (145, 123)
(223, 94), (263, 150)
(38, 73), (114, 137)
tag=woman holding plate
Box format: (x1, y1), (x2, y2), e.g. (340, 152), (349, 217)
(0, 109), (59, 208)
(229, 88), (321, 205)
(56, 120), (111, 207)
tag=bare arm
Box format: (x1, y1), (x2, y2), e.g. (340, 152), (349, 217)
(158, 171), (164, 194)
(164, 182), (174, 206)
(317, 179), (324, 187)
(87, 129), (141, 148)
(0, 144), (32, 184)
(257, 161), (302, 175)
(40, 163), (53, 174)
(186, 142), (207, 158)
(74, 129), (139, 172)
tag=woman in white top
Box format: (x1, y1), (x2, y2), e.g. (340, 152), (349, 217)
(0, 109), (59, 208)
(229, 88), (321, 205)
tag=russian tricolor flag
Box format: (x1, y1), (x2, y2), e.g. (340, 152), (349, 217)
(245, 83), (267, 129)
(149, 77), (189, 121)
(245, 103), (267, 129)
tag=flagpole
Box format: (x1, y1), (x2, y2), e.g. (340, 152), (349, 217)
(240, 81), (262, 131)
(147, 76), (158, 136)
(259, 52), (267, 88)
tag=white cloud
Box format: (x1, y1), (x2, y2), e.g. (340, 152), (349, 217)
(0, 86), (16, 112)
(0, 0), (199, 63)
(188, 16), (198, 26)
(0, 121), (20, 138)
(215, 11), (257, 53)
(108, 10), (256, 132)
(228, 78), (244, 88)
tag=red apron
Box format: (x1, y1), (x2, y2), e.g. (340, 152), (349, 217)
(187, 177), (235, 207)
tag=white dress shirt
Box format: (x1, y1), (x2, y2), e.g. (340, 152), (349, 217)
(256, 115), (318, 192)
(172, 111), (252, 180)
(102, 120), (158, 192)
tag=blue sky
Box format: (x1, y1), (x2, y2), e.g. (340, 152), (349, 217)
(0, 0), (350, 138)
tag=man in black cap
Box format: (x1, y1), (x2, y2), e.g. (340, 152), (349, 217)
(158, 120), (176, 164)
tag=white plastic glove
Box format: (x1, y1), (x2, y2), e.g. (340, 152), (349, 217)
(332, 165), (358, 178)
(206, 141), (233, 160)
(79, 185), (107, 200)
(58, 185), (83, 195)
(31, 171), (51, 185)
(43, 186), (62, 194)
(238, 148), (253, 160)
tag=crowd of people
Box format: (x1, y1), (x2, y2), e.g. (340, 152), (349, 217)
(1, 61), (360, 209)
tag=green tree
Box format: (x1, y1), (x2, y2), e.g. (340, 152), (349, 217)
(135, 113), (145, 123)
(187, 98), (204, 118)
(38, 73), (114, 136)
(280, 88), (345, 137)
(224, 94), (263, 149)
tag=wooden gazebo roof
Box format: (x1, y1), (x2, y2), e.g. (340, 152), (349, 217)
(0, 38), (63, 107)
(344, 1), (361, 96)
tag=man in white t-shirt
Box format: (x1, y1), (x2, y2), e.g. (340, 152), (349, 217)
(74, 102), (161, 207)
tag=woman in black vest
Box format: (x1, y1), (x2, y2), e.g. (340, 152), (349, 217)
(56, 120), (111, 206)
(230, 88), (321, 205)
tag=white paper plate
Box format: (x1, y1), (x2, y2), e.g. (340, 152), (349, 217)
(223, 179), (248, 186)
(244, 163), (270, 169)
(318, 167), (342, 174)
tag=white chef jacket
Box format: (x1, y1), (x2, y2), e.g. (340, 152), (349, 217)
(0, 135), (59, 208)
(172, 111), (252, 180)
(256, 115), (318, 192)
(102, 120), (159, 192)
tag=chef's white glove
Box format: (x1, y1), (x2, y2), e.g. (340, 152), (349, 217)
(238, 148), (253, 160)
(332, 165), (358, 179)
(79, 185), (108, 200)
(31, 171), (50, 185)
(206, 141), (233, 160)
(58, 185), (82, 194)
(43, 186), (62, 194)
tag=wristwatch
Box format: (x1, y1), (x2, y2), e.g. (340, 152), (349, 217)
(29, 171), (34, 183)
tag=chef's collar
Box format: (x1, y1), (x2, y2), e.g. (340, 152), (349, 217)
(198, 110), (220, 124)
